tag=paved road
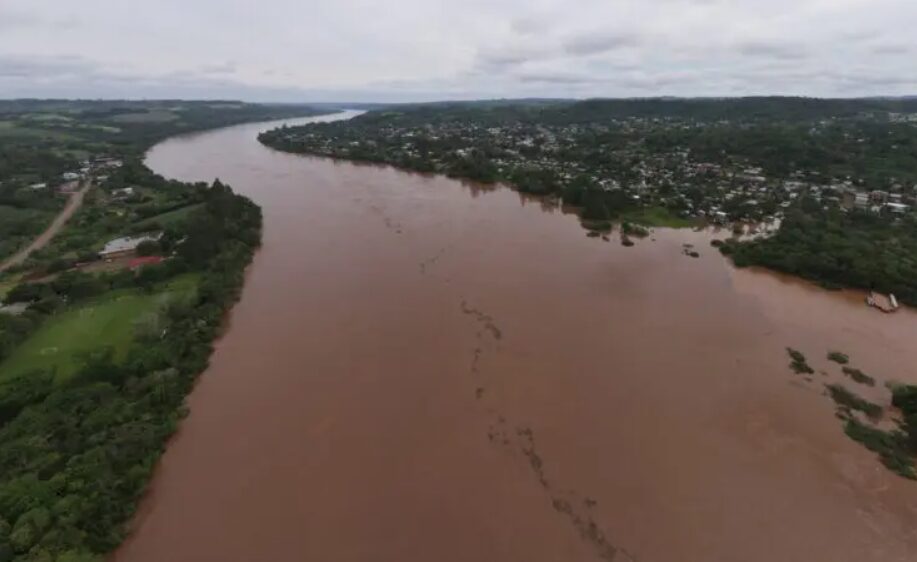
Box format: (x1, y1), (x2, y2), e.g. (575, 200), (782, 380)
(0, 182), (93, 273)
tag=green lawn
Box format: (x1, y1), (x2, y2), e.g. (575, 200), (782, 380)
(0, 275), (198, 382)
(109, 110), (178, 123)
(0, 205), (56, 262)
(0, 121), (77, 141)
(133, 203), (203, 229)
(0, 204), (45, 224)
(0, 276), (21, 300)
(621, 206), (699, 228)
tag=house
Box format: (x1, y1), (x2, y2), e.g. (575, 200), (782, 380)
(28, 182), (48, 190)
(110, 187), (136, 200)
(128, 255), (164, 270)
(886, 202), (910, 214)
(61, 172), (81, 181)
(0, 302), (29, 316)
(58, 181), (80, 194)
(94, 157), (123, 169)
(99, 233), (162, 259)
(869, 190), (889, 205)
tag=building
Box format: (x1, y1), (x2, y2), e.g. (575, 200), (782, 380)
(110, 187), (136, 200)
(0, 303), (29, 316)
(886, 202), (910, 214)
(869, 190), (889, 205)
(128, 255), (164, 270)
(58, 181), (80, 194)
(99, 233), (162, 259)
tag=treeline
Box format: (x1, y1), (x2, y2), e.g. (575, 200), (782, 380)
(0, 179), (261, 561)
(720, 206), (917, 305)
(0, 101), (324, 264)
(304, 96), (917, 128)
(0, 100), (329, 153)
(642, 120), (917, 185)
(262, 97), (917, 194)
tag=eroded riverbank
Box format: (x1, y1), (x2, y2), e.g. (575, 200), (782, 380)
(113, 113), (917, 562)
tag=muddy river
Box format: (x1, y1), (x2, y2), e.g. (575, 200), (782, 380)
(112, 112), (917, 561)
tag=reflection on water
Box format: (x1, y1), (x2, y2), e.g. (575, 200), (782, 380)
(113, 113), (917, 562)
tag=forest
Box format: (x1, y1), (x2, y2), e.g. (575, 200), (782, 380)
(0, 178), (262, 561)
(720, 204), (917, 306)
(0, 101), (325, 263)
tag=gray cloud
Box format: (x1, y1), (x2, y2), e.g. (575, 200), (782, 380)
(0, 0), (915, 101)
(870, 44), (910, 55)
(517, 72), (596, 85)
(564, 32), (641, 56)
(0, 8), (41, 30)
(0, 54), (97, 79)
(736, 41), (809, 61)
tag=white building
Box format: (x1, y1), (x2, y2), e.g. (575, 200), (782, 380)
(99, 233), (162, 259)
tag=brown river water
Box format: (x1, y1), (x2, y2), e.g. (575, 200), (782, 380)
(113, 112), (917, 562)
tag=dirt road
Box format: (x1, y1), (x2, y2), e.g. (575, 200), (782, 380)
(0, 182), (92, 273)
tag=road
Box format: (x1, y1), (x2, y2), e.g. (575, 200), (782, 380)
(0, 182), (93, 274)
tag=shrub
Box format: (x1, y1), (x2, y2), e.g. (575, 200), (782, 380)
(787, 347), (814, 374)
(841, 366), (875, 387)
(826, 384), (882, 419)
(827, 351), (849, 364)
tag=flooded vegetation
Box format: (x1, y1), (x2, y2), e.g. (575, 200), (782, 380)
(111, 114), (917, 562)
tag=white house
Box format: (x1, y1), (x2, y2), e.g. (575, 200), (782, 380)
(99, 233), (162, 259)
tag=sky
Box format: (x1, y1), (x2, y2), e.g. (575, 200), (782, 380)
(0, 0), (915, 102)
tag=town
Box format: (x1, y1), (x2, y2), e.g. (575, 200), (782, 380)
(262, 101), (917, 229)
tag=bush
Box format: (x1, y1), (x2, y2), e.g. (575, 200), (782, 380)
(826, 384), (882, 419)
(827, 351), (849, 364)
(786, 347), (814, 374)
(841, 366), (875, 387)
(843, 417), (916, 479)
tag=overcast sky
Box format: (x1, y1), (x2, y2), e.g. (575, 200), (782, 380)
(1, 0), (914, 102)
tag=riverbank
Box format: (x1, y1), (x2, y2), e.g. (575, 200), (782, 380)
(0, 179), (263, 561)
(108, 115), (917, 562)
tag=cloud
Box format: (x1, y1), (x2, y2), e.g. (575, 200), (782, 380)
(517, 72), (596, 85)
(869, 43), (910, 55)
(563, 32), (641, 56)
(0, 8), (41, 30)
(0, 54), (98, 79)
(737, 41), (809, 61)
(0, 0), (915, 101)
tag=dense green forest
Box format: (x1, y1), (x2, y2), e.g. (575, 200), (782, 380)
(0, 100), (325, 262)
(720, 205), (917, 305)
(0, 100), (328, 152)
(0, 178), (261, 561)
(338, 96), (917, 126)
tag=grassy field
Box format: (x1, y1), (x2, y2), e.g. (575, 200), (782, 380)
(621, 206), (699, 228)
(133, 203), (203, 229)
(0, 275), (22, 300)
(0, 205), (56, 262)
(0, 204), (46, 224)
(0, 274), (198, 382)
(110, 110), (178, 123)
(0, 120), (77, 141)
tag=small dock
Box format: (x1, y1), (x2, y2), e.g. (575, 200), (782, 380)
(866, 291), (900, 313)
